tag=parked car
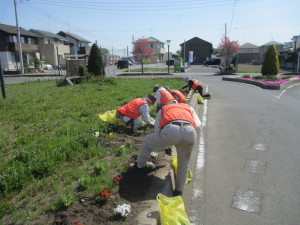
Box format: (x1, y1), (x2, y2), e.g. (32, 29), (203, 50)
(166, 60), (174, 66)
(41, 61), (53, 70)
(203, 58), (221, 66)
(117, 60), (129, 69)
(129, 59), (136, 64)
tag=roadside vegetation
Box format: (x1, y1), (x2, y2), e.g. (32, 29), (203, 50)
(0, 77), (183, 224)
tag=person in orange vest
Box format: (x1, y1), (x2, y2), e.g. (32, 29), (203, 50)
(169, 89), (189, 103)
(181, 77), (211, 103)
(116, 94), (156, 133)
(134, 102), (201, 196)
(153, 85), (177, 112)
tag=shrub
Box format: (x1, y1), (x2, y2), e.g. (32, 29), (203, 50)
(88, 43), (105, 76)
(261, 44), (279, 75)
(242, 75), (251, 78)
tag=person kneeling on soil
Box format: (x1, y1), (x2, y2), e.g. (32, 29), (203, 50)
(134, 102), (201, 196)
(169, 89), (189, 103)
(181, 76), (211, 104)
(153, 85), (177, 112)
(116, 94), (156, 133)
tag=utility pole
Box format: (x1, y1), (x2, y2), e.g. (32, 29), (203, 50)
(224, 23), (227, 69)
(14, 0), (24, 74)
(56, 44), (60, 75)
(184, 39), (186, 64)
(292, 36), (298, 73)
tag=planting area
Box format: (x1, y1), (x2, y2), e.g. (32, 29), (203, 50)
(0, 77), (184, 224)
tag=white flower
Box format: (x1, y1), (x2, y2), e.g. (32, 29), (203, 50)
(93, 131), (100, 137)
(151, 152), (158, 158)
(114, 204), (131, 217)
(145, 161), (155, 168)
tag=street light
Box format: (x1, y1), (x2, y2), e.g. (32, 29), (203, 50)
(166, 40), (171, 74)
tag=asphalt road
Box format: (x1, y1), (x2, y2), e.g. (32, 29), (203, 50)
(184, 66), (300, 225)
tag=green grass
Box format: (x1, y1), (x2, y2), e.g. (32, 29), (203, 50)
(0, 76), (184, 224)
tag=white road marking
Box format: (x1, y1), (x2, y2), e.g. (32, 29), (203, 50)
(190, 86), (208, 224)
(274, 83), (300, 99)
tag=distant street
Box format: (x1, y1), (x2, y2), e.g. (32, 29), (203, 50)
(184, 66), (300, 225)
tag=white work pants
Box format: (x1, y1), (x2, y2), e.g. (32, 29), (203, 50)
(137, 123), (197, 192)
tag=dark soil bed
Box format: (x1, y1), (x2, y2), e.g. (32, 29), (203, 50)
(27, 128), (170, 225)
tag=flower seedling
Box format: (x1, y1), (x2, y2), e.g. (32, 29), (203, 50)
(74, 221), (84, 225)
(113, 176), (122, 183)
(99, 187), (112, 200)
(114, 204), (132, 217)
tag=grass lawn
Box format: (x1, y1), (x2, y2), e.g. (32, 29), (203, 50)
(0, 76), (184, 224)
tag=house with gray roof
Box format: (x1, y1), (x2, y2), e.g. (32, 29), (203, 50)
(57, 31), (91, 57)
(0, 23), (41, 72)
(30, 29), (70, 68)
(259, 41), (284, 63)
(132, 37), (166, 63)
(237, 43), (259, 64)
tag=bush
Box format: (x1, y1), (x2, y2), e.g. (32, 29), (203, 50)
(261, 44), (279, 75)
(242, 75), (251, 78)
(88, 43), (105, 76)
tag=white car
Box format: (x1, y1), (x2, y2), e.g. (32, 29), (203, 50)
(41, 61), (53, 70)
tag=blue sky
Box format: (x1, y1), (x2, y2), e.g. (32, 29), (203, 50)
(1, 0), (299, 57)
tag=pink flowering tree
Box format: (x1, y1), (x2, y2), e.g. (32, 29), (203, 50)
(133, 38), (153, 74)
(217, 36), (239, 70)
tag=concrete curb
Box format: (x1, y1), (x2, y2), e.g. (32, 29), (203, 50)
(137, 93), (198, 225)
(222, 76), (300, 90)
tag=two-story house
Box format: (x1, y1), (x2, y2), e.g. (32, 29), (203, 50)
(104, 53), (120, 66)
(237, 43), (259, 64)
(0, 23), (40, 72)
(259, 41), (284, 63)
(29, 29), (70, 69)
(132, 37), (165, 63)
(180, 37), (212, 64)
(57, 31), (91, 59)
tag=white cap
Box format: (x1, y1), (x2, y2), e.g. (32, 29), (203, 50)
(184, 76), (190, 82)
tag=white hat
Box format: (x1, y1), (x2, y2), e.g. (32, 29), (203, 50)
(184, 76), (190, 82)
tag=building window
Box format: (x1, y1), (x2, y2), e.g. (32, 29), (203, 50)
(150, 43), (153, 48)
(9, 35), (17, 43)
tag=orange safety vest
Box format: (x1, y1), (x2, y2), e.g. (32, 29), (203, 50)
(191, 80), (200, 91)
(117, 98), (148, 119)
(160, 90), (176, 105)
(159, 103), (196, 128)
(170, 89), (186, 103)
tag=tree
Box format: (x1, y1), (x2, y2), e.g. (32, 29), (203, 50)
(88, 43), (105, 76)
(33, 57), (41, 68)
(133, 38), (153, 74)
(261, 44), (279, 75)
(100, 47), (109, 55)
(217, 35), (239, 70)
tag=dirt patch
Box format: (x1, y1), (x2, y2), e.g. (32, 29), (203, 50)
(28, 128), (170, 225)
(238, 64), (291, 73)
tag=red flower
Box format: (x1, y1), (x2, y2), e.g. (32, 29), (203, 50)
(113, 176), (122, 183)
(125, 165), (131, 170)
(74, 222), (84, 225)
(99, 187), (112, 199)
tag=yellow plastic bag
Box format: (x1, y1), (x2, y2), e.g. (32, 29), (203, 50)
(171, 155), (193, 184)
(197, 95), (204, 104)
(157, 193), (190, 225)
(98, 109), (121, 125)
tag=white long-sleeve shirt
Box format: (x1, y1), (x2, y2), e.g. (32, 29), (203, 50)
(122, 98), (154, 124)
(155, 87), (178, 106)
